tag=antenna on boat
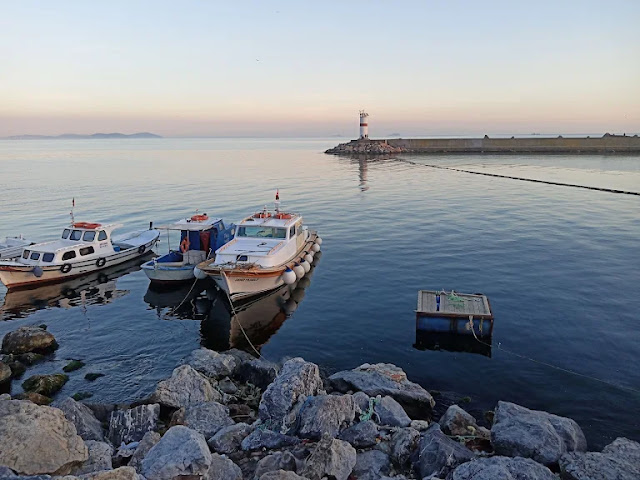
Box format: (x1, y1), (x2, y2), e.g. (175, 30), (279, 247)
(275, 189), (280, 214)
(70, 197), (75, 226)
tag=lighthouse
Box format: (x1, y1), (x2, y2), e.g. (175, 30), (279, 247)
(359, 110), (369, 139)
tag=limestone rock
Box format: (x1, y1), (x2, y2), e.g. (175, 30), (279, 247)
(374, 395), (411, 427)
(241, 428), (300, 451)
(449, 456), (556, 480)
(352, 391), (370, 413)
(301, 434), (356, 480)
(186, 348), (237, 379)
(296, 394), (356, 440)
(108, 403), (159, 446)
(150, 365), (219, 408)
(79, 466), (138, 480)
(390, 427), (420, 467)
(70, 441), (113, 475)
(21, 374), (68, 397)
(255, 451), (298, 478)
(205, 453), (242, 480)
(225, 348), (257, 365)
(329, 363), (434, 418)
(491, 401), (587, 466)
(174, 401), (234, 440)
(410, 419), (430, 431)
(259, 358), (322, 431)
(259, 471), (308, 480)
(0, 399), (88, 475)
(0, 361), (11, 384)
(208, 422), (252, 454)
(141, 425), (211, 480)
(56, 397), (104, 442)
(235, 358), (279, 390)
(128, 430), (160, 472)
(14, 391), (52, 405)
(414, 423), (473, 479)
(352, 450), (391, 480)
(1, 326), (58, 355)
(337, 420), (379, 448)
(559, 437), (640, 480)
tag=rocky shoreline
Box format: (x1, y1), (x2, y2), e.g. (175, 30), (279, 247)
(325, 139), (407, 155)
(1, 326), (639, 479)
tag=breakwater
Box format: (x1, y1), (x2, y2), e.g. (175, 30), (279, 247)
(325, 134), (640, 155)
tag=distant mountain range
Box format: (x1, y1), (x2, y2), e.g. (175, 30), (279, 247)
(4, 132), (162, 140)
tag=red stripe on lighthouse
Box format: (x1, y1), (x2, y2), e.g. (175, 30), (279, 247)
(360, 123), (368, 127)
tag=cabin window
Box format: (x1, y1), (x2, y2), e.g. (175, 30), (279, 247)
(83, 231), (96, 242)
(30, 252), (40, 260)
(237, 226), (287, 239)
(236, 255), (248, 261)
(62, 251), (76, 261)
(79, 246), (95, 256)
(22, 250), (31, 259)
(70, 230), (82, 241)
(43, 253), (54, 262)
(62, 229), (71, 239)
(98, 231), (107, 241)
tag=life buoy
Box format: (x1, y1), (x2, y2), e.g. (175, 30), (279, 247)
(96, 257), (106, 268)
(191, 214), (208, 222)
(180, 238), (190, 253)
(73, 222), (101, 229)
(60, 263), (72, 273)
(275, 213), (292, 220)
(138, 245), (146, 254)
(253, 212), (272, 219)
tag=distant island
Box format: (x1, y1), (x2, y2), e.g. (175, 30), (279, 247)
(4, 132), (162, 140)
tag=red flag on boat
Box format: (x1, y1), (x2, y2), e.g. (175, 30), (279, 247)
(72, 198), (75, 207)
(275, 190), (279, 200)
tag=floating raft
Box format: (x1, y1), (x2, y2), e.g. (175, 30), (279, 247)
(415, 290), (494, 338)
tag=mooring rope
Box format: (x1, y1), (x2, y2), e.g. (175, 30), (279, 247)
(465, 317), (640, 395)
(410, 162), (640, 196)
(167, 277), (200, 316)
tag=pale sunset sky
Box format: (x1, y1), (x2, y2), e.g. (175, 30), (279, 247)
(1, 1), (638, 137)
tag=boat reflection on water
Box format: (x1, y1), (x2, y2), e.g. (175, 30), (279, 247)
(200, 252), (320, 352)
(0, 255), (151, 320)
(143, 279), (215, 320)
(413, 330), (492, 358)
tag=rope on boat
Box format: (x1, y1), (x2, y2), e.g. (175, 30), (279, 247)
(167, 277), (200, 315)
(410, 162), (640, 196)
(465, 317), (640, 395)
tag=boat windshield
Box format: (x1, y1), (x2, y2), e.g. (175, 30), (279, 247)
(237, 226), (286, 239)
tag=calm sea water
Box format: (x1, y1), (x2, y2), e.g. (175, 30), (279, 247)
(1, 138), (639, 449)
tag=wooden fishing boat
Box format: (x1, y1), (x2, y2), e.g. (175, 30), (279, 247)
(195, 192), (322, 301)
(0, 222), (159, 290)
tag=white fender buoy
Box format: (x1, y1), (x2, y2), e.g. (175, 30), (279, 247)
(194, 266), (207, 279)
(304, 253), (314, 264)
(293, 263), (305, 280)
(315, 236), (323, 246)
(311, 243), (321, 253)
(32, 266), (43, 278)
(282, 267), (297, 285)
(300, 259), (311, 273)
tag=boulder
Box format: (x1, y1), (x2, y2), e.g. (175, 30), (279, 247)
(219, 378), (238, 394)
(108, 403), (160, 446)
(208, 422), (252, 454)
(55, 397), (104, 442)
(259, 471), (308, 480)
(301, 434), (356, 480)
(390, 427), (420, 467)
(0, 466), (16, 478)
(21, 374), (68, 397)
(255, 451), (298, 478)
(70, 441), (113, 475)
(14, 391), (52, 405)
(186, 348), (237, 379)
(410, 419), (430, 432)
(0, 361), (11, 384)
(79, 466), (138, 480)
(235, 358), (279, 390)
(352, 450), (391, 480)
(414, 423), (474, 479)
(337, 420), (379, 448)
(241, 428), (300, 451)
(141, 425), (212, 480)
(205, 453), (242, 480)
(0, 399), (88, 475)
(559, 437), (640, 480)
(374, 395), (411, 427)
(172, 401), (234, 439)
(491, 401), (587, 466)
(449, 456), (556, 480)
(439, 404), (488, 438)
(352, 391), (370, 413)
(127, 430), (160, 472)
(259, 358), (323, 431)
(329, 363), (434, 418)
(225, 348), (257, 365)
(1, 326), (58, 355)
(296, 394), (356, 440)
(150, 365), (219, 408)
(84, 404), (116, 424)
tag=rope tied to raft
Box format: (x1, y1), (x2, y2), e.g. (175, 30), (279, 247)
(359, 396), (381, 422)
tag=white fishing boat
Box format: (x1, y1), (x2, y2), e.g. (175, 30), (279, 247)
(141, 213), (236, 284)
(0, 235), (34, 260)
(0, 222), (159, 290)
(195, 192), (322, 301)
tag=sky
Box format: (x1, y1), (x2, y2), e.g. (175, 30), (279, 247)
(1, 1), (639, 137)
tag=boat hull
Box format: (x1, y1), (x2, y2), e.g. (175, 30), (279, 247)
(142, 261), (196, 283)
(0, 236), (158, 290)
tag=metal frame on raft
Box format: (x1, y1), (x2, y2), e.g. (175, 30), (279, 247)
(415, 290), (494, 338)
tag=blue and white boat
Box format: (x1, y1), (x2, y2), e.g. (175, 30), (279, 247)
(142, 213), (235, 284)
